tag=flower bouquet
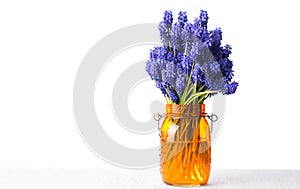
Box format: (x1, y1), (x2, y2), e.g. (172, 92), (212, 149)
(146, 10), (238, 186)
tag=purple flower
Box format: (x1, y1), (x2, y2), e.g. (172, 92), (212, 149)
(164, 54), (172, 63)
(181, 56), (193, 74)
(168, 88), (179, 104)
(209, 28), (222, 48)
(209, 61), (221, 74)
(201, 29), (209, 44)
(184, 22), (193, 33)
(200, 10), (209, 28)
(150, 47), (168, 60)
(191, 11), (209, 43)
(222, 44), (232, 58)
(192, 20), (205, 39)
(170, 24), (183, 51)
(225, 81), (239, 95)
(178, 11), (188, 28)
(188, 40), (201, 61)
(149, 61), (160, 80)
(158, 21), (168, 46)
(146, 10), (238, 104)
(156, 81), (167, 96)
(175, 73), (186, 97)
(163, 10), (173, 25)
(165, 62), (176, 86)
(192, 63), (206, 86)
(219, 58), (234, 82)
(175, 51), (184, 69)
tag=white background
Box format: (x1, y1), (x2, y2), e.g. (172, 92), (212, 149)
(1, 0), (300, 170)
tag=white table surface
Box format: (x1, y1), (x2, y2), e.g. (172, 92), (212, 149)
(0, 168), (299, 189)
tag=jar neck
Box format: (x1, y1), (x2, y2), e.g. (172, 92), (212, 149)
(166, 104), (205, 116)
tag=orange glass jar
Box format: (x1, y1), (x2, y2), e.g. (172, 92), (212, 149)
(160, 104), (211, 186)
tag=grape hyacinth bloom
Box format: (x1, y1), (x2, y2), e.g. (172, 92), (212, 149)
(200, 10), (209, 29)
(168, 88), (179, 104)
(209, 28), (222, 49)
(181, 56), (193, 75)
(178, 11), (188, 28)
(146, 10), (239, 104)
(175, 72), (186, 97)
(192, 63), (209, 87)
(165, 62), (176, 86)
(156, 81), (167, 96)
(225, 81), (239, 95)
(158, 22), (168, 46)
(171, 24), (183, 51)
(163, 10), (173, 25)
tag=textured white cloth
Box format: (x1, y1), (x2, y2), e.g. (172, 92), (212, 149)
(0, 168), (299, 188)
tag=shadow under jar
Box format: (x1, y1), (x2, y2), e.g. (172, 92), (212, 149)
(160, 104), (211, 186)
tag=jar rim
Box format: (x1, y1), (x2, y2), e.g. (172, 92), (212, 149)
(165, 104), (206, 115)
(166, 103), (205, 107)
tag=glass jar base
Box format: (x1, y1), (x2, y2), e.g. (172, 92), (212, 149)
(163, 181), (208, 187)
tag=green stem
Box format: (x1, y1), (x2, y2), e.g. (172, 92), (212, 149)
(184, 91), (217, 105)
(184, 42), (188, 56)
(180, 62), (196, 104)
(165, 97), (172, 104)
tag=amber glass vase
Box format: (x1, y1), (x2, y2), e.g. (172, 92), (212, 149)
(160, 104), (211, 186)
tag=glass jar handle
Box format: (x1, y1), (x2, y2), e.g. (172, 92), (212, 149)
(154, 113), (165, 142)
(206, 113), (218, 133)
